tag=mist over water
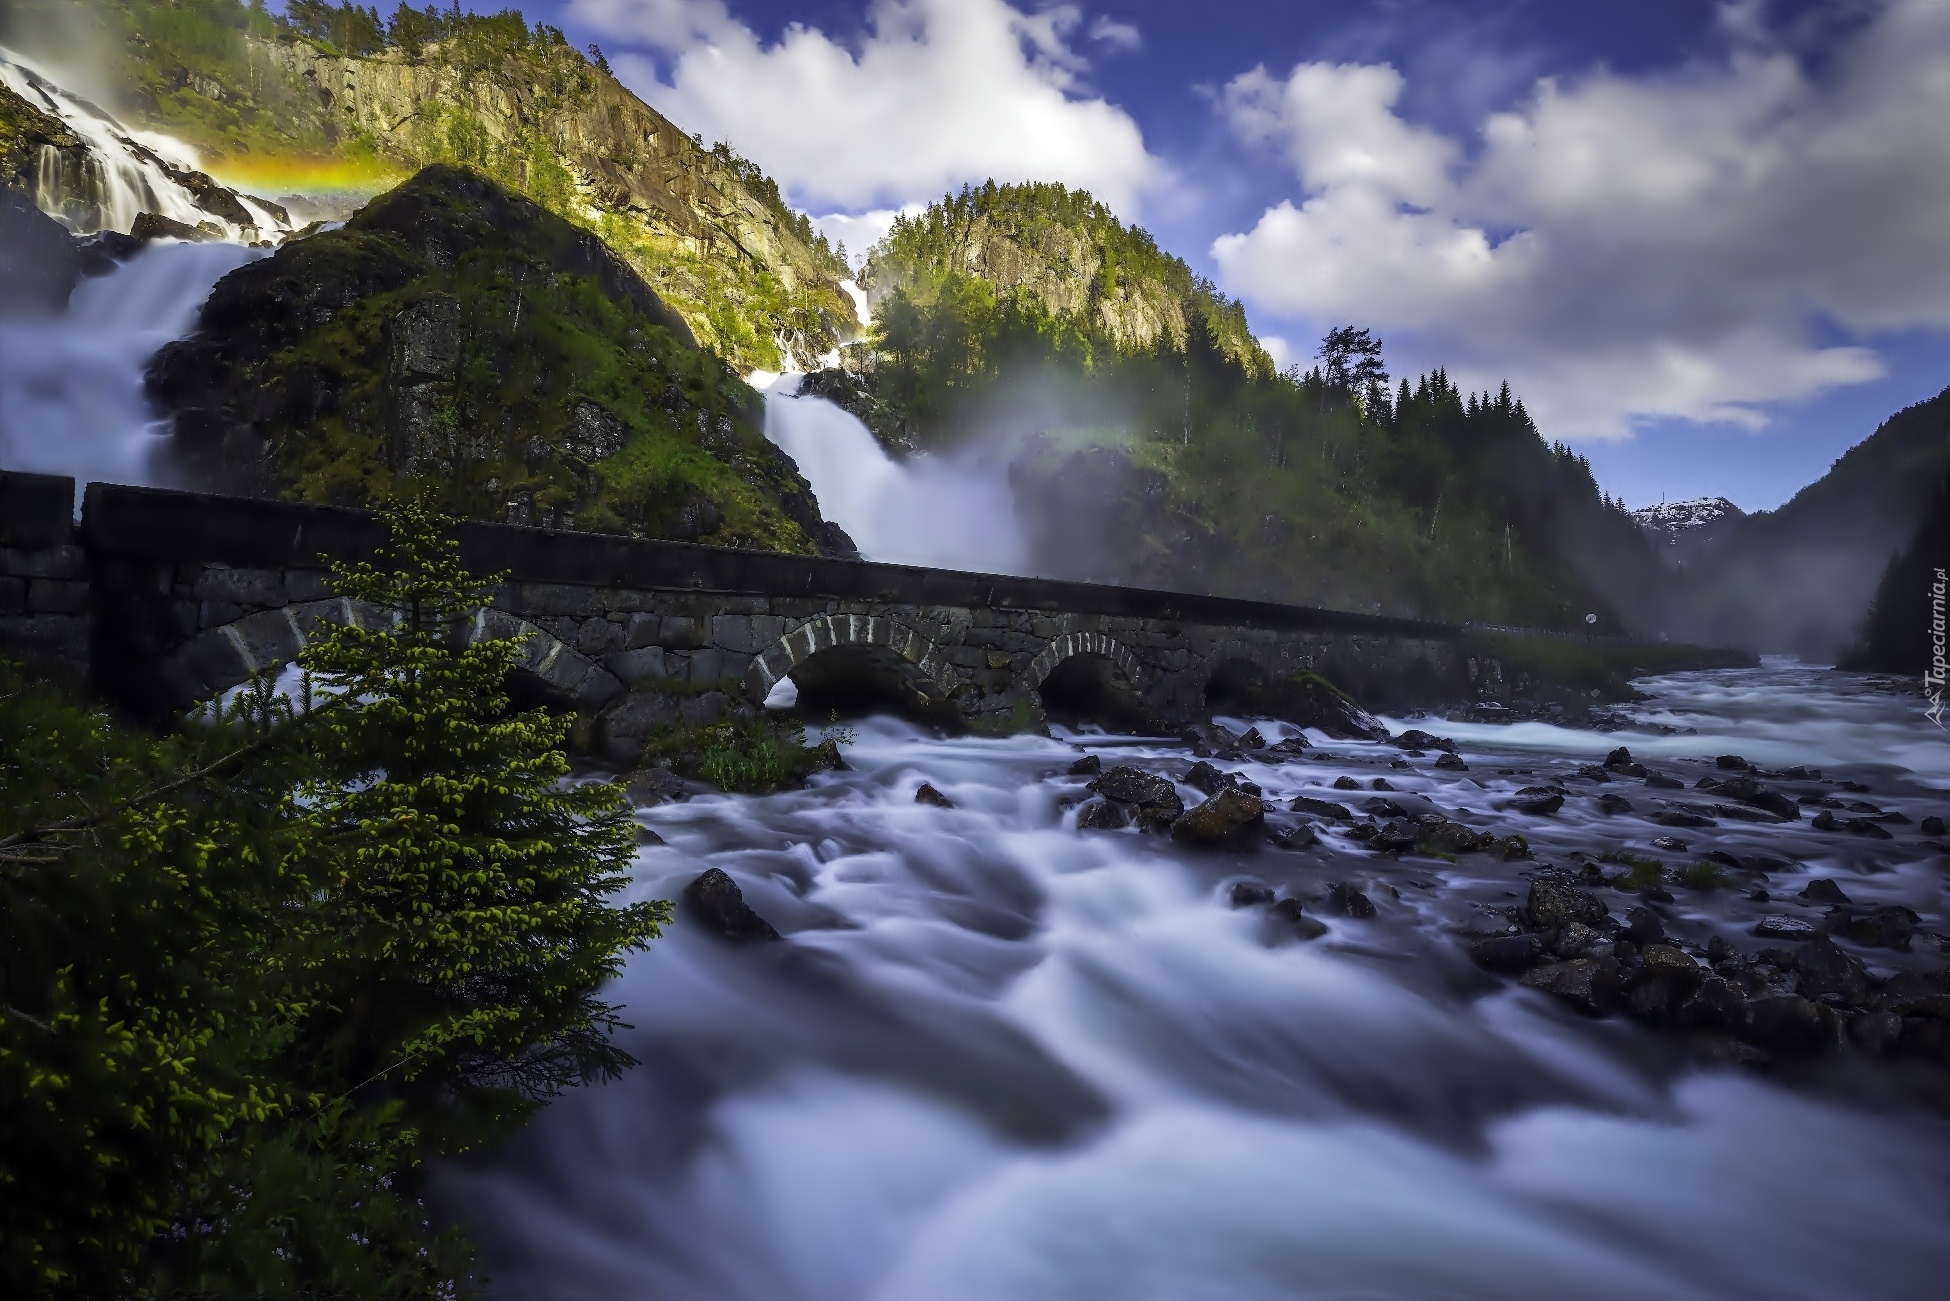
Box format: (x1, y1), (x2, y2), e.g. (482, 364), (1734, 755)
(0, 241), (262, 503)
(438, 666), (1950, 1299)
(757, 374), (1028, 573)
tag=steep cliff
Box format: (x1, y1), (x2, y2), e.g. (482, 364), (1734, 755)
(146, 166), (854, 557)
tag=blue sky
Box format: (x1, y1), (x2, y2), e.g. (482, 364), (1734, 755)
(507, 0), (1949, 512)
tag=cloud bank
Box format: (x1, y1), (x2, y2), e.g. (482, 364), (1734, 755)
(1212, 0), (1950, 439)
(571, 0), (1158, 216)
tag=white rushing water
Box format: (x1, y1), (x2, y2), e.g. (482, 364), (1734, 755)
(439, 664), (1950, 1299)
(0, 241), (263, 501)
(756, 374), (1028, 573)
(0, 45), (289, 238)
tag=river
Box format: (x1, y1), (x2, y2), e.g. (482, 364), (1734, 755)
(436, 661), (1950, 1300)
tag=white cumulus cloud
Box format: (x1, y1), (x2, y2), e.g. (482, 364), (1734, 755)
(570, 0), (1159, 217)
(1211, 0), (1950, 440)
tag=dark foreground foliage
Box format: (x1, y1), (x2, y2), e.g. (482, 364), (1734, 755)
(0, 500), (667, 1298)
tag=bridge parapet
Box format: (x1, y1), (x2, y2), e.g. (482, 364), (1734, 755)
(3, 472), (1485, 752)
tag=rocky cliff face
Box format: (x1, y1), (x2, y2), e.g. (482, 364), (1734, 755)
(147, 166), (854, 557)
(256, 36), (852, 371)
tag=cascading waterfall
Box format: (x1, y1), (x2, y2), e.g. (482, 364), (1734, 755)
(757, 374), (1029, 572)
(0, 241), (263, 500)
(0, 45), (290, 238)
(436, 662), (1950, 1299)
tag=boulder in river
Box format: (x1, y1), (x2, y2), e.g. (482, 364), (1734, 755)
(1827, 904), (1920, 951)
(1088, 765), (1184, 831)
(1507, 792), (1565, 816)
(1596, 793), (1634, 815)
(1434, 752), (1468, 771)
(1742, 995), (1841, 1053)
(1184, 760), (1237, 796)
(1794, 935), (1869, 1005)
(1171, 788), (1266, 849)
(1291, 795), (1353, 820)
(1471, 935), (1543, 971)
(1521, 958), (1624, 1016)
(684, 868), (782, 943)
(1228, 880), (1275, 908)
(1394, 729), (1456, 753)
(1332, 776), (1360, 791)
(1526, 879), (1610, 931)
(915, 782), (955, 808)
(1753, 915), (1819, 941)
(1269, 897), (1329, 939)
(1067, 754), (1102, 776)
(1798, 878), (1852, 905)
(1075, 799), (1130, 831)
(1321, 882), (1377, 918)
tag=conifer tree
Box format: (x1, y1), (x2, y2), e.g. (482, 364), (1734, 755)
(290, 499), (668, 1138)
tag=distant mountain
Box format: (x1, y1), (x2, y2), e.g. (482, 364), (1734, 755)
(0, 0), (851, 370)
(1664, 386), (1950, 658)
(1631, 497), (1746, 567)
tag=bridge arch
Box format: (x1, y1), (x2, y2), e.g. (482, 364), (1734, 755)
(1196, 638), (1284, 714)
(161, 598), (622, 713)
(1024, 631), (1142, 691)
(743, 613), (964, 712)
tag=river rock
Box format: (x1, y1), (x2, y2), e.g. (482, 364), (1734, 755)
(1626, 944), (1703, 1021)
(1076, 799), (1131, 831)
(1596, 793), (1634, 815)
(1333, 776), (1361, 791)
(1266, 823), (1318, 850)
(1088, 765), (1184, 831)
(1754, 915), (1819, 941)
(1850, 1010), (1906, 1055)
(1228, 880), (1275, 908)
(1526, 880), (1610, 931)
(1794, 935), (1869, 1005)
(1471, 934), (1543, 971)
(1395, 728), (1456, 753)
(1434, 752), (1468, 771)
(636, 825), (665, 846)
(684, 868), (782, 943)
(1552, 921), (1606, 958)
(1676, 976), (1745, 1031)
(1798, 878), (1852, 905)
(1291, 795), (1353, 820)
(625, 765), (691, 806)
(1922, 815), (1946, 836)
(1697, 774), (1800, 820)
(1371, 777), (1396, 791)
(1416, 820), (1495, 855)
(1650, 834), (1689, 852)
(1742, 995), (1840, 1053)
(915, 782), (955, 808)
(1171, 788), (1266, 849)
(1322, 882), (1377, 918)
(1270, 897), (1329, 939)
(1184, 760), (1236, 796)
(1827, 904), (1920, 951)
(1508, 793), (1565, 816)
(1644, 772), (1685, 789)
(1625, 906), (1666, 947)
(1521, 958), (1624, 1016)
(1067, 754), (1102, 776)
(1363, 796), (1407, 818)
(1653, 810), (1715, 828)
(1716, 755), (1751, 770)
(130, 211), (221, 242)
(1574, 764), (1612, 783)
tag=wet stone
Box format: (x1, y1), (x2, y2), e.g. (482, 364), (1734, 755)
(1228, 880), (1275, 908)
(1794, 936), (1870, 1005)
(1067, 754), (1102, 776)
(1509, 793), (1565, 816)
(1653, 810), (1715, 828)
(1171, 788), (1266, 849)
(1526, 879), (1611, 931)
(1651, 834), (1689, 852)
(1363, 797), (1407, 818)
(1799, 878), (1852, 905)
(1827, 904), (1920, 951)
(1754, 915), (1819, 941)
(1850, 1010), (1906, 1055)
(1625, 906), (1666, 947)
(1322, 882), (1378, 918)
(1291, 795), (1353, 820)
(1597, 793), (1634, 815)
(1266, 823), (1317, 851)
(1521, 959), (1624, 1017)
(1922, 815), (1946, 836)
(915, 782), (955, 809)
(1471, 934), (1543, 971)
(1075, 799), (1130, 831)
(1270, 897), (1329, 940)
(1742, 995), (1839, 1053)
(1434, 752), (1468, 771)
(1645, 772), (1685, 789)
(1333, 776), (1361, 791)
(684, 868), (782, 944)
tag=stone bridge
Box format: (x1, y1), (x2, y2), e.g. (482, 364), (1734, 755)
(1, 469), (1483, 758)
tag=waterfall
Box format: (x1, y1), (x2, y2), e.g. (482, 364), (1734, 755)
(0, 241), (265, 504)
(757, 375), (1029, 573)
(0, 45), (289, 239)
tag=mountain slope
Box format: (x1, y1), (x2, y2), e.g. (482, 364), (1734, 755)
(1668, 386), (1950, 657)
(1, 0), (851, 369)
(146, 165), (852, 556)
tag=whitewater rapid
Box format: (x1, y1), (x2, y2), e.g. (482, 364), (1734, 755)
(0, 241), (262, 503)
(438, 664), (1950, 1299)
